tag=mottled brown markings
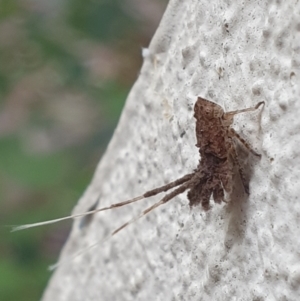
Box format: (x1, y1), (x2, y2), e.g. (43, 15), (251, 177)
(12, 98), (264, 263)
(190, 98), (264, 205)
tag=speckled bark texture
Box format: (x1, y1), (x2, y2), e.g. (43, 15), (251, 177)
(42, 0), (300, 300)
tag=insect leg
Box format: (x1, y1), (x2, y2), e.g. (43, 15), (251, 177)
(229, 128), (261, 157)
(11, 173), (194, 232)
(111, 180), (193, 236)
(49, 180), (193, 270)
(143, 173), (194, 197)
(230, 144), (249, 194)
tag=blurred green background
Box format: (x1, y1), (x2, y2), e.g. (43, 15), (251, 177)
(0, 1), (167, 300)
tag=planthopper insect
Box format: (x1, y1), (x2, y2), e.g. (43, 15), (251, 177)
(12, 97), (264, 267)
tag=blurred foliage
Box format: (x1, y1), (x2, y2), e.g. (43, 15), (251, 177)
(0, 0), (167, 300)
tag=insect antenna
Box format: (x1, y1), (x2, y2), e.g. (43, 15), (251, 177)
(11, 173), (194, 232)
(49, 178), (194, 271)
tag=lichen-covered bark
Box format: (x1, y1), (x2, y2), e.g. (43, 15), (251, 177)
(42, 0), (300, 300)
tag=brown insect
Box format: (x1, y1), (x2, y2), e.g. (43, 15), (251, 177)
(12, 97), (264, 265)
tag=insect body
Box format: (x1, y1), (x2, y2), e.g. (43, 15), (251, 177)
(12, 97), (264, 251)
(188, 98), (264, 209)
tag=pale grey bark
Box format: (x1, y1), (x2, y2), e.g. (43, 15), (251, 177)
(42, 0), (300, 300)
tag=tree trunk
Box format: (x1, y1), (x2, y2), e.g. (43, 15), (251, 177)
(42, 0), (300, 300)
